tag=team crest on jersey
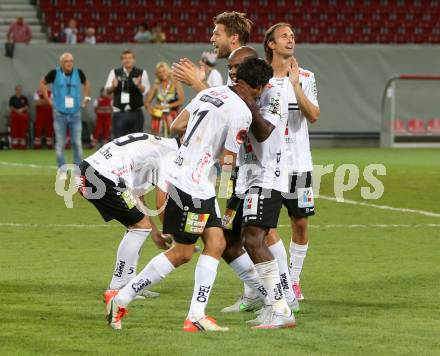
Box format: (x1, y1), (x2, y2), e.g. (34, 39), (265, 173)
(297, 188), (314, 208)
(184, 212), (210, 234)
(236, 129), (247, 144)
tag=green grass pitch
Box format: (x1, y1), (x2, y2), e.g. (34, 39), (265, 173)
(0, 148), (439, 355)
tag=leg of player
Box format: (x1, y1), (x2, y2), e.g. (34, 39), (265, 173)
(221, 230), (267, 313)
(107, 242), (194, 330)
(266, 228), (299, 312)
(105, 215), (159, 303)
(184, 227), (229, 332)
(289, 216), (309, 301)
(242, 225), (295, 329)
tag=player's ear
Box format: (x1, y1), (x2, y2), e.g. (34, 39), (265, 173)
(230, 33), (239, 45)
(268, 39), (276, 50)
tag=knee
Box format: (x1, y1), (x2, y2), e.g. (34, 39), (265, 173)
(207, 236), (226, 255)
(128, 216), (151, 230)
(293, 218), (308, 235)
(168, 248), (193, 266)
(222, 231), (244, 263)
(243, 228), (266, 255)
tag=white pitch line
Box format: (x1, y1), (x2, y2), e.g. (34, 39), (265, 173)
(0, 222), (118, 228)
(0, 161), (57, 169)
(1, 222), (440, 229)
(1, 161), (440, 218)
(319, 195), (440, 218)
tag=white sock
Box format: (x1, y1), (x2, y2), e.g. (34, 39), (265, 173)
(269, 240), (296, 304)
(229, 253), (267, 300)
(109, 229), (150, 290)
(188, 254), (219, 322)
(116, 252), (175, 307)
(289, 242), (309, 284)
(254, 260), (290, 316)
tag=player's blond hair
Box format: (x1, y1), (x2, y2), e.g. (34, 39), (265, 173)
(213, 11), (253, 45)
(264, 23), (293, 63)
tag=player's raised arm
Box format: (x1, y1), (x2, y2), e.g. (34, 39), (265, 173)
(289, 57), (320, 123)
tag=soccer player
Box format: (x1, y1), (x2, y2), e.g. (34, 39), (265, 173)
(220, 47), (299, 318)
(172, 46), (298, 318)
(172, 11), (252, 91)
(264, 23), (320, 300)
(106, 58), (274, 332)
(77, 133), (179, 302)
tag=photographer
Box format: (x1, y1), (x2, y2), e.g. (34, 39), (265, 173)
(104, 49), (150, 138)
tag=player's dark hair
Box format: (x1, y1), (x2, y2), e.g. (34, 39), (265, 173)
(236, 57), (273, 89)
(264, 22), (293, 63)
(214, 11), (253, 45)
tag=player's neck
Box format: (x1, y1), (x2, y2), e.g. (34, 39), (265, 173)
(271, 54), (291, 78)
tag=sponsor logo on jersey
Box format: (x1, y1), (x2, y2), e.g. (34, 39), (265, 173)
(192, 152), (212, 184)
(268, 97), (282, 117)
(111, 164), (134, 177)
(184, 212), (210, 234)
(200, 94), (224, 108)
(236, 129), (247, 144)
(132, 278), (152, 293)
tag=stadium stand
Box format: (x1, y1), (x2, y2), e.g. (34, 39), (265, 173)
(37, 0), (440, 44)
(1, 0), (47, 44)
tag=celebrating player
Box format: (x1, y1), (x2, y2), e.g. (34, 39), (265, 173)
(172, 11), (252, 91)
(106, 58), (274, 332)
(264, 23), (320, 300)
(77, 133), (180, 302)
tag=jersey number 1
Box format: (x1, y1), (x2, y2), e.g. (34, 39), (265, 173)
(183, 109), (209, 147)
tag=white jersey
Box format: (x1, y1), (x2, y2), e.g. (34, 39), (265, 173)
(235, 77), (290, 194)
(285, 68), (319, 173)
(85, 133), (179, 195)
(206, 68), (223, 87)
(167, 86), (252, 200)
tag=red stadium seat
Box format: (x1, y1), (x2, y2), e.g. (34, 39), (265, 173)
(36, 1), (440, 43)
(393, 119), (407, 134)
(408, 118), (427, 134)
(427, 119), (440, 133)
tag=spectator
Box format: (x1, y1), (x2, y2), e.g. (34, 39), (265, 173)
(151, 25), (166, 43)
(91, 88), (112, 148)
(83, 27), (96, 44)
(40, 52), (91, 177)
(200, 51), (223, 87)
(104, 49), (150, 138)
(134, 23), (151, 43)
(144, 62), (184, 136)
(9, 85), (29, 149)
(64, 19), (78, 44)
(33, 88), (54, 149)
(7, 17), (32, 44)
